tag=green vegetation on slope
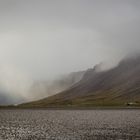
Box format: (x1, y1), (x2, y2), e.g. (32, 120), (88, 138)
(19, 56), (140, 108)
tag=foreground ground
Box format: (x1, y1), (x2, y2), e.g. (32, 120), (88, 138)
(0, 109), (139, 140)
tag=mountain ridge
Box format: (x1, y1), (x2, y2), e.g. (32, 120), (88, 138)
(20, 55), (140, 107)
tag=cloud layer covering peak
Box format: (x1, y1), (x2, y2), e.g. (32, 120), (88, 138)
(0, 0), (140, 103)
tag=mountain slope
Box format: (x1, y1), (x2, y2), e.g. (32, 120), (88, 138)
(28, 70), (85, 100)
(20, 56), (140, 107)
(0, 70), (85, 105)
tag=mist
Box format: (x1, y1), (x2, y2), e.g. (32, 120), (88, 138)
(0, 0), (140, 104)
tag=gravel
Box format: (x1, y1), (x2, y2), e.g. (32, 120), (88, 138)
(0, 109), (139, 140)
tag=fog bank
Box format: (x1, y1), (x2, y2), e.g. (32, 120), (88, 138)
(0, 0), (140, 104)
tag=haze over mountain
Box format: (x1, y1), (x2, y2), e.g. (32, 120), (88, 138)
(0, 71), (85, 105)
(28, 71), (85, 101)
(0, 0), (140, 105)
(21, 55), (140, 107)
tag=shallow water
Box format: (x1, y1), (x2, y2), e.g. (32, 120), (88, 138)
(0, 109), (139, 140)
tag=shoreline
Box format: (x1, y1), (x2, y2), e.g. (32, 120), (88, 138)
(0, 106), (140, 110)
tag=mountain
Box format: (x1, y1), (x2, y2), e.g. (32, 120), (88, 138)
(0, 70), (85, 105)
(0, 91), (25, 105)
(28, 70), (85, 101)
(20, 55), (140, 107)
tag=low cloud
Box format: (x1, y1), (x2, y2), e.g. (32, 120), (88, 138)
(0, 0), (140, 104)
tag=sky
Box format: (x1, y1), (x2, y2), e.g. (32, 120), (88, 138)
(0, 0), (140, 104)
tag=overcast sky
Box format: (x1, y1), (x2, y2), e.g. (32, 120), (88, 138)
(0, 0), (140, 81)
